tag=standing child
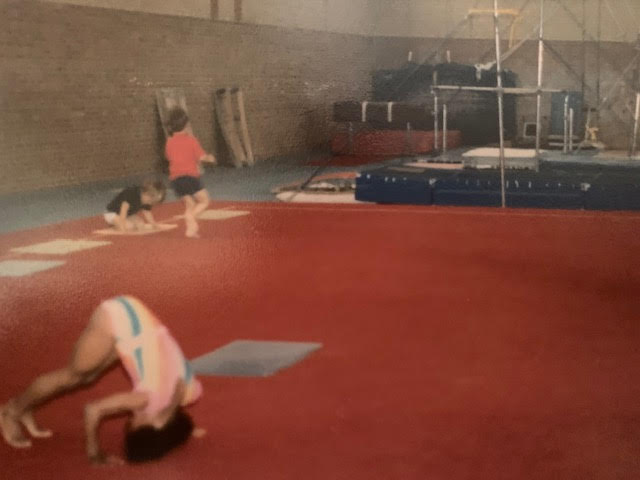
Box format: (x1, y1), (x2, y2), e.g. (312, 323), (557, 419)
(105, 179), (166, 232)
(165, 108), (216, 238)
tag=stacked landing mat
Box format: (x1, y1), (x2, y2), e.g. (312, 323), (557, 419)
(333, 101), (434, 130)
(332, 129), (462, 156)
(356, 166), (640, 211)
(371, 62), (518, 145)
(332, 100), (461, 156)
(462, 148), (540, 171)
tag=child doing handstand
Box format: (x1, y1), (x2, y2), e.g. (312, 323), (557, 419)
(0, 296), (204, 465)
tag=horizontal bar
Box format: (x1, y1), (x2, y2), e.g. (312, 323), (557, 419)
(432, 85), (563, 94)
(468, 8), (520, 16)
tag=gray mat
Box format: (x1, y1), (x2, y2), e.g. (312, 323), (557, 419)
(191, 339), (322, 377)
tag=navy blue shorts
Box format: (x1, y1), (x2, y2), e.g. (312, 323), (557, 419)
(171, 176), (203, 197)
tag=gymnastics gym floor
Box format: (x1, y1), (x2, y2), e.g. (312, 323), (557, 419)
(1, 197), (640, 479)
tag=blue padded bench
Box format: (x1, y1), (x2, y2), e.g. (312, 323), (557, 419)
(357, 165), (640, 211)
(584, 183), (640, 211)
(433, 173), (587, 209)
(355, 166), (438, 205)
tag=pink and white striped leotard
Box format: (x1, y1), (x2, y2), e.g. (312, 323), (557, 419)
(100, 296), (202, 417)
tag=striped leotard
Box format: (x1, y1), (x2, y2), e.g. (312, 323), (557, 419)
(100, 296), (202, 417)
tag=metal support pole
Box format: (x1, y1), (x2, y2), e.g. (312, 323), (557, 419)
(432, 70), (439, 152)
(493, 0), (506, 208)
(569, 107), (574, 152)
(499, 0), (558, 65)
(581, 0), (586, 101)
(443, 104), (448, 156)
(347, 122), (354, 155)
(535, 0), (545, 155)
(631, 92), (640, 158)
(433, 94), (440, 152)
(563, 95), (569, 154)
(406, 122), (414, 155)
(596, 0), (602, 122)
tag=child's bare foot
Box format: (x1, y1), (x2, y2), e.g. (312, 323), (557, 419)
(185, 215), (199, 238)
(0, 404), (32, 448)
(192, 427), (207, 438)
(20, 411), (53, 439)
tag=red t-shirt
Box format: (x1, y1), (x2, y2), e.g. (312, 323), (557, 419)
(165, 132), (206, 179)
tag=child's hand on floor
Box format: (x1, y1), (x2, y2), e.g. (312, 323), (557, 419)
(114, 219), (127, 232)
(90, 454), (125, 467)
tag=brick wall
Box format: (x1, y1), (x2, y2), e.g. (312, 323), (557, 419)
(1, 0), (375, 194)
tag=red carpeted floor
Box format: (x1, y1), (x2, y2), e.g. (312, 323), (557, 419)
(1, 201), (640, 479)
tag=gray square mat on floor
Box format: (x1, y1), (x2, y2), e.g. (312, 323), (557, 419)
(191, 339), (322, 377)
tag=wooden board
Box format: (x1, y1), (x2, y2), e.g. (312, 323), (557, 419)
(215, 88), (247, 168)
(174, 210), (250, 221)
(232, 88), (255, 166)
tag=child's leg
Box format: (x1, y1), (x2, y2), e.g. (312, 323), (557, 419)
(0, 307), (118, 448)
(191, 189), (210, 219)
(182, 195), (199, 238)
(172, 177), (204, 237)
(182, 189), (209, 238)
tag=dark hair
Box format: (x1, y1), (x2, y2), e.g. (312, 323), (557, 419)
(167, 108), (189, 135)
(141, 178), (166, 202)
(124, 409), (194, 463)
